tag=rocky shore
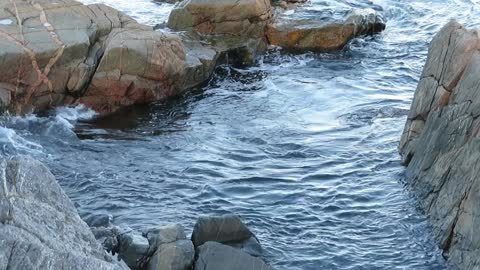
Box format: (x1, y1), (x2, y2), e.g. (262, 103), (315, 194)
(0, 156), (272, 270)
(400, 21), (480, 269)
(0, 0), (384, 116)
(0, 0), (388, 269)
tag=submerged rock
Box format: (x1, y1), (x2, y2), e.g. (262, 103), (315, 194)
(267, 8), (385, 52)
(194, 241), (273, 270)
(0, 156), (127, 270)
(399, 20), (480, 269)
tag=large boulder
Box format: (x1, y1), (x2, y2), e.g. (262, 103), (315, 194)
(399, 20), (480, 269)
(194, 241), (273, 270)
(191, 215), (263, 257)
(267, 8), (385, 52)
(0, 0), (188, 116)
(0, 156), (127, 270)
(167, 0), (273, 37)
(191, 214), (255, 247)
(77, 29), (187, 114)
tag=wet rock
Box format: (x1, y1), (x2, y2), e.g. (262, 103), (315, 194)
(117, 232), (150, 269)
(267, 8), (385, 52)
(144, 224), (194, 270)
(194, 241), (273, 270)
(0, 156), (127, 270)
(191, 214), (255, 247)
(399, 20), (480, 269)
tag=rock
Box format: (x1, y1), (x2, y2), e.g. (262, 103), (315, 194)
(266, 8), (385, 52)
(77, 28), (187, 114)
(84, 212), (113, 227)
(147, 240), (194, 270)
(117, 232), (150, 270)
(0, 86), (11, 112)
(144, 224), (194, 270)
(0, 156), (127, 270)
(229, 236), (263, 257)
(91, 226), (121, 254)
(167, 0), (273, 37)
(194, 241), (273, 270)
(399, 20), (480, 269)
(191, 214), (255, 248)
(144, 224), (187, 246)
(0, 0), (188, 116)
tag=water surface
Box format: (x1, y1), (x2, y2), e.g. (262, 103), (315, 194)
(2, 0), (480, 269)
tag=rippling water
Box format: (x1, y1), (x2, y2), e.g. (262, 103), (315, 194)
(2, 0), (480, 269)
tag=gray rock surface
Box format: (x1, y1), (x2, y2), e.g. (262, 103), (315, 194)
(191, 214), (255, 248)
(399, 20), (480, 269)
(144, 224), (194, 270)
(118, 232), (150, 269)
(0, 156), (127, 270)
(194, 241), (273, 270)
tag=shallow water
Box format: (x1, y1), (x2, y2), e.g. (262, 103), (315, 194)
(2, 0), (480, 269)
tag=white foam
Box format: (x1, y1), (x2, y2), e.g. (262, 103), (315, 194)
(55, 104), (98, 122)
(0, 19), (13, 25)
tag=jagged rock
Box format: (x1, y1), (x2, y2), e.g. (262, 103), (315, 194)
(0, 0), (188, 116)
(194, 241), (273, 270)
(0, 156), (127, 270)
(117, 232), (150, 270)
(144, 224), (194, 270)
(266, 8), (385, 52)
(399, 20), (480, 269)
(167, 0), (273, 37)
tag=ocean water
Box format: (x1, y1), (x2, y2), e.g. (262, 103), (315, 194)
(2, 0), (480, 269)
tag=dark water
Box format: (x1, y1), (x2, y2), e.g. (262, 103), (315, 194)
(2, 0), (480, 269)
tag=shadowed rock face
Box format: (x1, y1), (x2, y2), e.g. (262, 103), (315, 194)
(0, 0), (187, 116)
(0, 156), (127, 270)
(399, 20), (480, 269)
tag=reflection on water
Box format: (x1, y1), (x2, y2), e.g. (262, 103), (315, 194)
(2, 0), (480, 269)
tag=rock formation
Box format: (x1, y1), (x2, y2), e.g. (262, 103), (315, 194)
(0, 156), (127, 270)
(400, 20), (480, 269)
(267, 8), (385, 52)
(0, 0), (188, 116)
(0, 0), (386, 117)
